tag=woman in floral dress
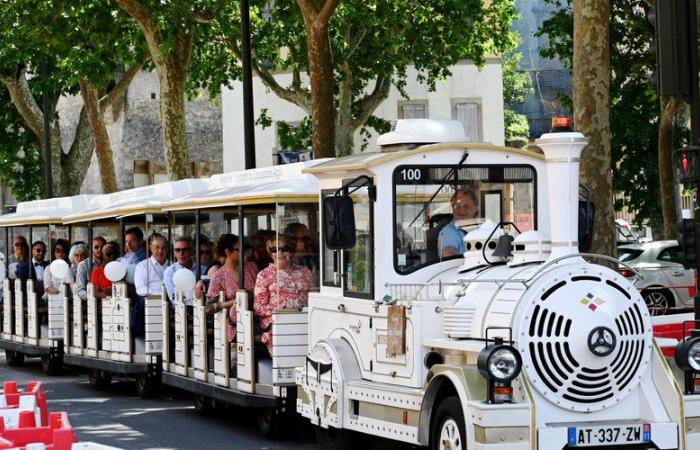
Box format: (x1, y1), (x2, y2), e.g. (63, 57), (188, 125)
(205, 234), (257, 343)
(254, 234), (315, 353)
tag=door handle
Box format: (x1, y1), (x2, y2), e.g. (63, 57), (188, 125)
(671, 272), (685, 277)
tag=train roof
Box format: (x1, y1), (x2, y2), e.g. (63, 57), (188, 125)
(163, 160), (324, 211)
(0, 195), (98, 226)
(302, 143), (544, 175)
(62, 178), (209, 223)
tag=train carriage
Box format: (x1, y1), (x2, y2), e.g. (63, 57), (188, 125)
(60, 179), (208, 395)
(0, 195), (96, 374)
(158, 160), (323, 436)
(296, 119), (683, 450)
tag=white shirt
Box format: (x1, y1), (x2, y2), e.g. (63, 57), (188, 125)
(32, 259), (45, 281)
(134, 256), (169, 297)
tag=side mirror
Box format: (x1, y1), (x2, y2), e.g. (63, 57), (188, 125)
(323, 195), (356, 250)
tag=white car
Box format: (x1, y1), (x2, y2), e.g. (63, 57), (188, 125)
(618, 240), (696, 315)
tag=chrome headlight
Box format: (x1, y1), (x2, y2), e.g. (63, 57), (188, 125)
(676, 336), (700, 373)
(478, 343), (522, 383)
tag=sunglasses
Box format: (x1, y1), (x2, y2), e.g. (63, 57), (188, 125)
(268, 246), (291, 253)
(93, 245), (102, 250)
(174, 247), (191, 253)
(34, 248), (46, 253)
(13, 243), (23, 247)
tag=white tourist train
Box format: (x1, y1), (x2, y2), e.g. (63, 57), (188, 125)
(0, 119), (695, 449)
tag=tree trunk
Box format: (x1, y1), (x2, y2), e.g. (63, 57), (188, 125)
(154, 38), (192, 180)
(573, 0), (615, 257)
(298, 1), (338, 158)
(79, 81), (118, 193)
(658, 96), (681, 239)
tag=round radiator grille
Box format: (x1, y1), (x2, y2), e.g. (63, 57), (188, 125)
(517, 271), (652, 412)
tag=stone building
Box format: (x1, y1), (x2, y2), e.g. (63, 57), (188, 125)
(57, 71), (223, 194)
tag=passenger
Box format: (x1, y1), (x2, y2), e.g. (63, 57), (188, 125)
(438, 188), (480, 259)
(285, 222), (319, 275)
(205, 238), (226, 278)
(8, 236), (29, 280)
(18, 241), (48, 298)
(67, 242), (88, 292)
(75, 236), (105, 301)
(247, 230), (274, 273)
(120, 226), (146, 284)
(254, 234), (315, 353)
(197, 235), (214, 269)
(132, 233), (170, 336)
(203, 234), (257, 343)
(43, 239), (70, 296)
(162, 237), (206, 306)
(91, 242), (121, 299)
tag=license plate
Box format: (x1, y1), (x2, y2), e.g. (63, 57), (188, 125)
(567, 424), (651, 447)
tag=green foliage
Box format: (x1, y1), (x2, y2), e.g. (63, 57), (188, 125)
(502, 41), (533, 141)
(0, 89), (42, 201)
(277, 117), (313, 152)
(538, 0), (682, 230)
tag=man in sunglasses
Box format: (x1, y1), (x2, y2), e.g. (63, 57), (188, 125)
(17, 241), (49, 298)
(163, 237), (206, 306)
(75, 236), (106, 301)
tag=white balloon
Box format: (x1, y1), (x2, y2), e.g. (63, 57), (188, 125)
(173, 268), (196, 293)
(49, 259), (70, 281)
(7, 262), (17, 280)
(104, 261), (127, 282)
(0, 262), (6, 282)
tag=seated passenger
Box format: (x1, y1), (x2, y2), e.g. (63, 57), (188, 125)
(8, 236), (29, 280)
(254, 234), (315, 353)
(285, 222), (319, 276)
(438, 188), (480, 259)
(91, 242), (121, 299)
(75, 237), (105, 301)
(67, 242), (88, 293)
(43, 239), (70, 297)
(204, 234), (257, 343)
(132, 233), (169, 336)
(120, 226), (146, 283)
(162, 237), (206, 306)
(18, 241), (48, 298)
(247, 230), (274, 273)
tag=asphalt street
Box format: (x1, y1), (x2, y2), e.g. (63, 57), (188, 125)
(0, 352), (317, 450)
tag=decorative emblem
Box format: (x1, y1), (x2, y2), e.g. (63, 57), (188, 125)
(580, 292), (606, 311)
(587, 326), (617, 357)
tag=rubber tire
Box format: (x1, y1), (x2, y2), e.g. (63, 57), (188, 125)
(257, 408), (286, 440)
(642, 289), (674, 316)
(5, 350), (24, 367)
(40, 354), (62, 376)
(431, 396), (466, 450)
(314, 426), (365, 450)
(193, 395), (215, 417)
(88, 370), (112, 390)
(135, 373), (160, 398)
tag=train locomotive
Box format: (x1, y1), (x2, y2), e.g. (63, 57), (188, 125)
(296, 119), (683, 449)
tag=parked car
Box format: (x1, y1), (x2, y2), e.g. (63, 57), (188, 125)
(618, 240), (696, 315)
(616, 218), (640, 244)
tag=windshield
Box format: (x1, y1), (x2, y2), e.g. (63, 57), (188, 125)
(393, 165), (537, 274)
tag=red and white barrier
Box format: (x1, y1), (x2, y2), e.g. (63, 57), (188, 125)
(652, 312), (696, 358)
(0, 382), (48, 429)
(0, 411), (77, 450)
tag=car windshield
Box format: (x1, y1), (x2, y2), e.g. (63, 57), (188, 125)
(393, 164), (536, 274)
(618, 248), (643, 262)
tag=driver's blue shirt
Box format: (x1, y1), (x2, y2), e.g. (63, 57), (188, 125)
(438, 220), (466, 256)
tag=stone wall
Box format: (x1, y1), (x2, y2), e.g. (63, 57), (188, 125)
(57, 71), (223, 194)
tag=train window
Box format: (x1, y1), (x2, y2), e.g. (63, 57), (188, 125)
(344, 187), (373, 298)
(393, 165), (536, 274)
(321, 192), (341, 288)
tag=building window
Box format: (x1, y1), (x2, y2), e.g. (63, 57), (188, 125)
(398, 100), (428, 119)
(452, 99), (482, 142)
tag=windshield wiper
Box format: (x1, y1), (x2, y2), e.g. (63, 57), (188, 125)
(408, 152), (469, 228)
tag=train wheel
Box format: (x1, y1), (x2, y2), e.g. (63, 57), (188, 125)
(193, 395), (215, 417)
(314, 426), (364, 450)
(40, 354), (62, 375)
(431, 396), (465, 450)
(135, 373), (160, 398)
(88, 370), (112, 390)
(257, 408), (286, 439)
(5, 350), (24, 367)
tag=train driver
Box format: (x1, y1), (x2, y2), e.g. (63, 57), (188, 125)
(438, 188), (480, 259)
(163, 237), (206, 306)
